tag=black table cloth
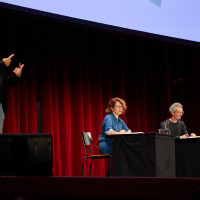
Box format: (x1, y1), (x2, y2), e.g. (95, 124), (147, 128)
(176, 137), (200, 177)
(112, 133), (175, 177)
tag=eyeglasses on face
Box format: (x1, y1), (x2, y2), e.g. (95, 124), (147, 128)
(175, 111), (184, 115)
(114, 106), (123, 109)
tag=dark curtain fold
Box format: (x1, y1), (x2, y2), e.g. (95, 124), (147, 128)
(1, 7), (200, 176)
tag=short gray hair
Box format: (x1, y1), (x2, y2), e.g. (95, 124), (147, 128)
(169, 102), (183, 113)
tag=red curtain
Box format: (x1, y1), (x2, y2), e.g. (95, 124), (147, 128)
(1, 8), (200, 176)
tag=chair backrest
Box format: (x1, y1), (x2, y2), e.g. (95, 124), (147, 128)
(81, 131), (93, 156)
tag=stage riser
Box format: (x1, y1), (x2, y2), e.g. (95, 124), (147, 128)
(0, 177), (199, 200)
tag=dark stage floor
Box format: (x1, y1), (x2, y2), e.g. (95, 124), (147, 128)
(0, 176), (200, 200)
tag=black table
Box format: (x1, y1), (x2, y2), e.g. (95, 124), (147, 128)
(112, 133), (176, 177)
(176, 137), (200, 177)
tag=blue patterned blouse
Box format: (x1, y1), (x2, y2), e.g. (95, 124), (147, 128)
(99, 113), (130, 155)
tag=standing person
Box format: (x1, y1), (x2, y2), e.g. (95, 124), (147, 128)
(160, 102), (196, 139)
(99, 97), (131, 155)
(0, 54), (24, 133)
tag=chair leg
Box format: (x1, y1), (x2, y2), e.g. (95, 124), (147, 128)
(81, 157), (86, 176)
(109, 158), (112, 176)
(89, 158), (93, 176)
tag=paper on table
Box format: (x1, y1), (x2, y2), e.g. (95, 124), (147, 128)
(189, 136), (200, 138)
(113, 131), (145, 135)
(122, 132), (145, 135)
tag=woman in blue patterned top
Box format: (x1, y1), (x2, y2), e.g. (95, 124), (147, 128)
(99, 97), (131, 155)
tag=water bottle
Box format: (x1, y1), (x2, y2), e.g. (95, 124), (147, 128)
(164, 120), (171, 135)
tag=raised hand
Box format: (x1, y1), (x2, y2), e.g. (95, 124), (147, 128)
(2, 54), (15, 67)
(13, 63), (24, 77)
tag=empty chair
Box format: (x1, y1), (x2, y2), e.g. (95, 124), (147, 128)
(81, 131), (112, 176)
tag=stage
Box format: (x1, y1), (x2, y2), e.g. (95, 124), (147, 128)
(0, 176), (200, 200)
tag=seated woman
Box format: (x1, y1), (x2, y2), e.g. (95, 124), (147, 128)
(161, 102), (195, 139)
(99, 97), (131, 155)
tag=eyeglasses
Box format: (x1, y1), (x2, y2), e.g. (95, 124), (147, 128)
(175, 111), (184, 115)
(114, 106), (123, 109)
